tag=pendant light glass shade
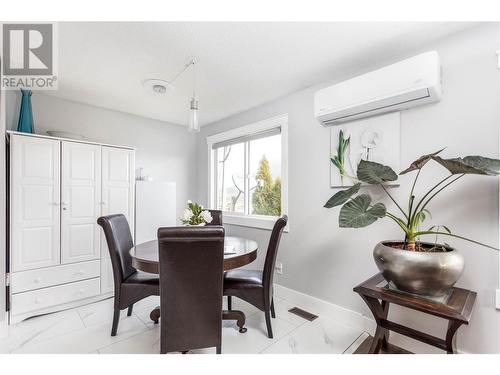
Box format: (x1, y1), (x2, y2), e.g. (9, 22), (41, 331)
(187, 59), (200, 132)
(188, 97), (199, 132)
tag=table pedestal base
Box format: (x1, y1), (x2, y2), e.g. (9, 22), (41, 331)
(148, 307), (247, 333)
(223, 310), (247, 333)
(150, 307), (160, 324)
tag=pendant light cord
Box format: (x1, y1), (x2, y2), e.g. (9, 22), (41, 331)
(168, 59), (196, 92)
(192, 60), (195, 98)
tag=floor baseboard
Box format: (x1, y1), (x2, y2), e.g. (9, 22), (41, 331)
(273, 283), (376, 334)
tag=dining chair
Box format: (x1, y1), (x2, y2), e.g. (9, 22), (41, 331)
(223, 215), (288, 338)
(97, 214), (160, 336)
(158, 226), (225, 354)
(207, 209), (223, 226)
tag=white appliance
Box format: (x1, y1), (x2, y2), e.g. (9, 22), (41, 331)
(135, 181), (176, 244)
(314, 51), (442, 126)
(8, 131), (135, 323)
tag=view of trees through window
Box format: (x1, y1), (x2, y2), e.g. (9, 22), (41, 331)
(215, 133), (281, 216)
(251, 155), (281, 216)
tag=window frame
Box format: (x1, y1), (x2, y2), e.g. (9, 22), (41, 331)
(207, 114), (288, 231)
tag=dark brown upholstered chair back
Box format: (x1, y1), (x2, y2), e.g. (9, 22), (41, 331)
(98, 214), (160, 337)
(97, 214), (135, 283)
(263, 215), (288, 292)
(207, 209), (223, 226)
(223, 215), (287, 339)
(158, 226), (225, 354)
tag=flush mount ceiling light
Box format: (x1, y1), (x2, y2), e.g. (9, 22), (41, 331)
(142, 79), (175, 95)
(143, 57), (200, 132)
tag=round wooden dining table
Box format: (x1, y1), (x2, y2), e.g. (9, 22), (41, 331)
(129, 236), (258, 333)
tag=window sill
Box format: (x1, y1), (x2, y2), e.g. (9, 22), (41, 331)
(223, 213), (289, 232)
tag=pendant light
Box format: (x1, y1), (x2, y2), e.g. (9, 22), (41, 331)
(143, 57), (200, 132)
(188, 60), (200, 132)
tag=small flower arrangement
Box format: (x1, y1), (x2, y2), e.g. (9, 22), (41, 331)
(181, 200), (213, 226)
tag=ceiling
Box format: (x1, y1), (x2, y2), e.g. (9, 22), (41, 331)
(49, 22), (477, 127)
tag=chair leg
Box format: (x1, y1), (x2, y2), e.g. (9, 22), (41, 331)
(127, 304), (134, 316)
(111, 307), (120, 336)
(271, 299), (276, 318)
(227, 296), (232, 311)
(216, 344), (221, 354)
(264, 309), (273, 339)
(160, 340), (166, 354)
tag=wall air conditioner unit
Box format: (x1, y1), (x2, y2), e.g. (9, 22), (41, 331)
(314, 51), (442, 126)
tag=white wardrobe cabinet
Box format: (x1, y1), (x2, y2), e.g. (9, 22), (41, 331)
(8, 132), (135, 323)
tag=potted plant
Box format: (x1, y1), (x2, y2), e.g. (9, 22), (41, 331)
(181, 200), (213, 226)
(324, 149), (500, 297)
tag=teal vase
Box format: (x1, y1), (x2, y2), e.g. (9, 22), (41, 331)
(17, 89), (34, 133)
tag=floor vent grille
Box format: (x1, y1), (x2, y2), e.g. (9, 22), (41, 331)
(288, 307), (319, 321)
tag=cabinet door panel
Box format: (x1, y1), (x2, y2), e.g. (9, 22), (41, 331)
(61, 142), (101, 264)
(100, 147), (135, 259)
(11, 136), (61, 272)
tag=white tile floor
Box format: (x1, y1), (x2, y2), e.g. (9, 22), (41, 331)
(1, 296), (366, 354)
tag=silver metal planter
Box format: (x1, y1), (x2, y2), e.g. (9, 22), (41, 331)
(373, 241), (465, 297)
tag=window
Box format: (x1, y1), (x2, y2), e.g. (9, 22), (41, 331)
(207, 114), (288, 230)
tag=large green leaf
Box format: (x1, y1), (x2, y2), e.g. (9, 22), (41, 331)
(356, 160), (398, 184)
(432, 156), (490, 175)
(339, 194), (386, 228)
(399, 148), (445, 175)
(324, 183), (361, 208)
(462, 156), (500, 175)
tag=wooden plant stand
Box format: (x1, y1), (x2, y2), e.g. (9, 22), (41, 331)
(354, 273), (476, 354)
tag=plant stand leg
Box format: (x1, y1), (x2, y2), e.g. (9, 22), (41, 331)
(369, 325), (386, 354)
(360, 295), (390, 354)
(380, 300), (390, 350)
(445, 320), (463, 354)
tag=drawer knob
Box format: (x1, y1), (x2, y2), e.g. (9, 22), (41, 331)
(34, 298), (41, 304)
(78, 289), (85, 294)
(33, 277), (41, 283)
(75, 270), (85, 276)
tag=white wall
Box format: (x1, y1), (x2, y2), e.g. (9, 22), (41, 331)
(197, 24), (500, 353)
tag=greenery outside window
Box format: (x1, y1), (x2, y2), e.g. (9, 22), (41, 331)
(207, 114), (288, 230)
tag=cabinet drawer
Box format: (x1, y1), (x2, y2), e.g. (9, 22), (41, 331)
(11, 260), (100, 294)
(11, 278), (100, 316)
